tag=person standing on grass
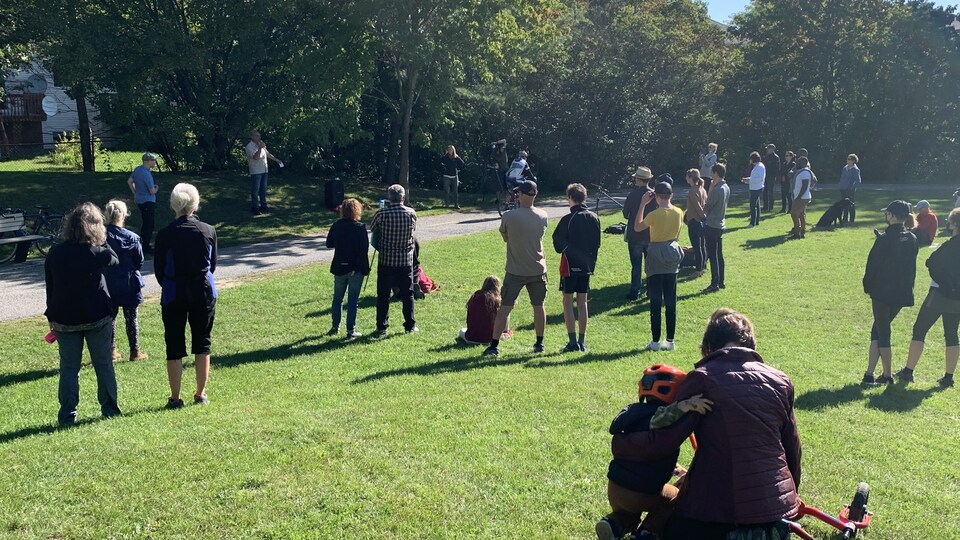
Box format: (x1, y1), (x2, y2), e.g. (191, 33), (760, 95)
(789, 156), (813, 239)
(861, 200), (918, 386)
(838, 154), (861, 225)
(780, 150), (796, 213)
(103, 200), (148, 362)
(635, 182), (684, 352)
(699, 143), (718, 182)
(127, 152), (158, 254)
(761, 144), (780, 213)
(245, 130), (284, 215)
(483, 180), (549, 357)
(45, 202), (121, 426)
(912, 200), (938, 246)
(440, 145), (465, 209)
(895, 208), (960, 388)
(326, 198), (370, 339)
(553, 183), (601, 353)
(703, 163), (729, 293)
(155, 183), (218, 408)
(370, 184), (418, 337)
(684, 168), (707, 274)
(623, 166), (657, 301)
(741, 151), (765, 227)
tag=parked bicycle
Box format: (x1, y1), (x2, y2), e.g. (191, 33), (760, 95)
(0, 205), (64, 263)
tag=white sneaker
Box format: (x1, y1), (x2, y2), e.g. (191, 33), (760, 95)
(646, 341), (661, 351)
(661, 341), (676, 351)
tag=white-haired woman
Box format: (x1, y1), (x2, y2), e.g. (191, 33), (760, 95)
(103, 200), (147, 362)
(154, 183), (218, 409)
(45, 202), (121, 425)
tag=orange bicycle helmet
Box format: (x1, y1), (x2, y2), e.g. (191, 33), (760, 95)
(639, 364), (687, 404)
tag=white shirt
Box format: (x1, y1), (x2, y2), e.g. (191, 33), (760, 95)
(793, 169), (813, 200)
(748, 162), (765, 190)
(700, 152), (717, 178)
(245, 141), (268, 175)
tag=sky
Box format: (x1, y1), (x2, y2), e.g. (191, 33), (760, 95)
(706, 0), (956, 24)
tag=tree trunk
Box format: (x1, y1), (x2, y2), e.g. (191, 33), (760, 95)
(384, 114), (401, 184)
(74, 86), (95, 172)
(0, 116), (10, 159)
(397, 65), (420, 201)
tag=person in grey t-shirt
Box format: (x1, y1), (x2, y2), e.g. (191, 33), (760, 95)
(483, 180), (549, 357)
(703, 163), (730, 293)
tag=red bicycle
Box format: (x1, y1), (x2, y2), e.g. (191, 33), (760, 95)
(787, 482), (872, 539)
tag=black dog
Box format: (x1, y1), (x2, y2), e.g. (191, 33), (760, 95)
(816, 198), (855, 229)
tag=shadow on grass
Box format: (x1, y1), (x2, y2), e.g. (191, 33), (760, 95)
(866, 383), (945, 412)
(0, 404), (167, 445)
(352, 353), (532, 384)
(524, 348), (646, 369)
(0, 368), (58, 389)
(305, 297), (378, 319)
(795, 383), (865, 411)
(214, 333), (387, 368)
(457, 216), (503, 225)
(742, 235), (790, 250)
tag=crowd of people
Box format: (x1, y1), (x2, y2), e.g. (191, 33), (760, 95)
(39, 137), (960, 540)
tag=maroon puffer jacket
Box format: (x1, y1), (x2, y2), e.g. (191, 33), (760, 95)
(612, 346), (802, 525)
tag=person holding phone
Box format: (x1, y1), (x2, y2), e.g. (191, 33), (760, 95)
(245, 130), (284, 215)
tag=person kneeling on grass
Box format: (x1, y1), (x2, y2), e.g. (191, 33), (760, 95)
(553, 183), (601, 353)
(459, 275), (512, 344)
(596, 364), (712, 540)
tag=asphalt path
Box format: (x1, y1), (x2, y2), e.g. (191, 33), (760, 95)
(2, 183), (955, 322)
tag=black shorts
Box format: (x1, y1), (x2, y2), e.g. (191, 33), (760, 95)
(560, 275), (590, 294)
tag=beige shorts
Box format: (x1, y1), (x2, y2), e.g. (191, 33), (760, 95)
(501, 272), (548, 307)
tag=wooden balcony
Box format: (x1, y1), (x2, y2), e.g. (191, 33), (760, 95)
(0, 93), (47, 122)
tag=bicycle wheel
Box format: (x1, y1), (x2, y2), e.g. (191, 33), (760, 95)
(0, 237), (16, 263)
(35, 216), (63, 257)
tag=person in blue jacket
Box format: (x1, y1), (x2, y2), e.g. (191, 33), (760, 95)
(104, 200), (148, 362)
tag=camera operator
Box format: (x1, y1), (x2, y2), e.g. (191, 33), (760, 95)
(488, 139), (509, 189)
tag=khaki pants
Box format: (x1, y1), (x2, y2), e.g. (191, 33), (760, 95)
(791, 198), (810, 236)
(605, 480), (679, 537)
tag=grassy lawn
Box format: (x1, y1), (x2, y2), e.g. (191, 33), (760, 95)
(1, 189), (958, 538)
(0, 168), (511, 249)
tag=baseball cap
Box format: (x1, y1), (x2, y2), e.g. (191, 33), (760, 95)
(142, 152), (158, 162)
(656, 173), (673, 185)
(915, 200), (930, 210)
(765, 143), (776, 151)
(517, 180), (538, 196)
(883, 200), (911, 219)
(654, 182), (673, 196)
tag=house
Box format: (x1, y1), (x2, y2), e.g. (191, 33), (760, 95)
(0, 63), (111, 152)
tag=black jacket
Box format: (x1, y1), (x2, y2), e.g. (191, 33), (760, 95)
(552, 204), (601, 275)
(622, 186), (656, 244)
(45, 242), (118, 325)
(326, 219), (371, 276)
(154, 215), (218, 307)
(926, 234), (960, 300)
(606, 401), (680, 494)
(863, 223), (918, 307)
(440, 155), (465, 177)
(762, 152), (781, 186)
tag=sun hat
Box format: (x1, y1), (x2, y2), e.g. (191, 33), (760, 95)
(633, 166), (654, 180)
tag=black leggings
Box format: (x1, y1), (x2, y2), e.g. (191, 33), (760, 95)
(703, 226), (724, 287)
(112, 305), (140, 353)
(870, 299), (902, 348)
(647, 273), (677, 342)
(912, 290), (960, 346)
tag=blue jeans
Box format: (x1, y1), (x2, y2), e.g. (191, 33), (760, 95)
(55, 319), (121, 425)
(687, 220), (706, 271)
(250, 173), (268, 209)
(627, 242), (647, 297)
(332, 271), (365, 331)
(749, 189), (763, 225)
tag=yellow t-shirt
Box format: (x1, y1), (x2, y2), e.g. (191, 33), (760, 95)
(646, 206), (684, 242)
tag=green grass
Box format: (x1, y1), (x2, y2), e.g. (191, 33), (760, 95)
(0, 150), (159, 174)
(1, 189), (959, 538)
(0, 169), (505, 248)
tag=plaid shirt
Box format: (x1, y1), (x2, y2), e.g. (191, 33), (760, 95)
(371, 202), (417, 267)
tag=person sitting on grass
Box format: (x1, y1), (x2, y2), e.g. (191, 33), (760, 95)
(596, 364), (712, 540)
(459, 275), (512, 344)
(553, 183), (601, 353)
(326, 198), (370, 338)
(912, 200), (938, 247)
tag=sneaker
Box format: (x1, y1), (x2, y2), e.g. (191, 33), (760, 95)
(938, 375), (955, 388)
(596, 517), (618, 540)
(260, 205), (271, 213)
(326, 327), (339, 336)
(561, 342), (581, 353)
(111, 348), (122, 362)
(533, 343), (545, 353)
(251, 207), (262, 216)
(193, 394), (210, 405)
(372, 329), (388, 338)
(625, 293), (640, 301)
(346, 330), (363, 339)
(703, 285), (720, 293)
(661, 341), (676, 351)
(876, 374), (894, 384)
(579, 343), (587, 352)
(482, 345), (500, 357)
(861, 373), (876, 385)
(719, 283), (726, 289)
(130, 350), (149, 361)
(405, 326), (419, 333)
(646, 341), (661, 351)
(164, 398), (184, 410)
(894, 368), (914, 383)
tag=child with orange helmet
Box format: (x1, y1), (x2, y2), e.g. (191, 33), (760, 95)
(596, 364), (712, 540)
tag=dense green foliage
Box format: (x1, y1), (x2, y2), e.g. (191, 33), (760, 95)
(2, 0), (958, 187)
